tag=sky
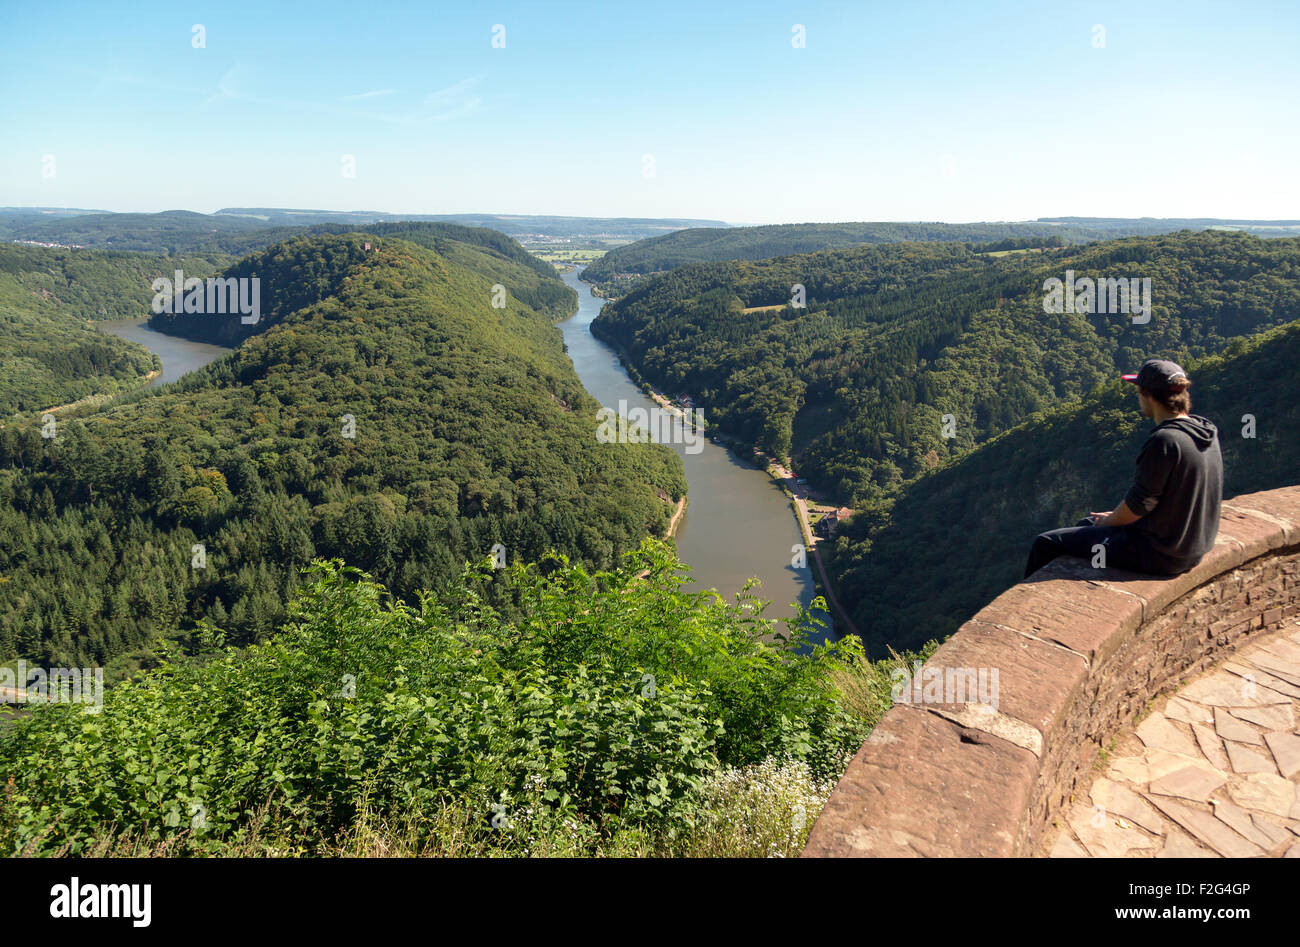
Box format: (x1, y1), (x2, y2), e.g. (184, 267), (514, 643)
(2, 0), (1299, 224)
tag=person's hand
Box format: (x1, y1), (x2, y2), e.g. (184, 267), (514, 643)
(1088, 511), (1112, 525)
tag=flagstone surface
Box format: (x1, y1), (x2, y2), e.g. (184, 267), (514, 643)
(1045, 621), (1300, 857)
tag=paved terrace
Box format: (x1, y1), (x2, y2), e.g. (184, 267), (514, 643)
(1044, 622), (1300, 857)
(803, 485), (1300, 858)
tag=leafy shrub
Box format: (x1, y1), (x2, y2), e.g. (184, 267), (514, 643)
(0, 540), (869, 855)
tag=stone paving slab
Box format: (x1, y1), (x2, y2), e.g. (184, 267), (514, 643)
(1043, 619), (1300, 857)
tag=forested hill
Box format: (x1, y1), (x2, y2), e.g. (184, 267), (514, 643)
(827, 317), (1300, 654)
(580, 218), (1300, 288)
(0, 232), (686, 675)
(594, 231), (1300, 511)
(0, 244), (227, 414)
(147, 221), (574, 346)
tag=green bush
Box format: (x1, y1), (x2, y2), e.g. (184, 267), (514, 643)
(0, 540), (869, 855)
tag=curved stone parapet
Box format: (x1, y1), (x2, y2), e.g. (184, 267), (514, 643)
(803, 485), (1300, 857)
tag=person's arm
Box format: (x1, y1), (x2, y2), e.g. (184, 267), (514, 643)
(1115, 431), (1176, 525)
(1089, 501), (1143, 527)
(1087, 432), (1176, 527)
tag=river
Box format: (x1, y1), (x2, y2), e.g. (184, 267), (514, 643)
(557, 269), (831, 642)
(98, 319), (232, 388)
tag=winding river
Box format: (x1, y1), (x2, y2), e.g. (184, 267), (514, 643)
(558, 269), (831, 642)
(98, 319), (231, 388)
(98, 281), (831, 642)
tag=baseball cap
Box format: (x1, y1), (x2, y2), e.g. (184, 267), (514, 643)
(1121, 358), (1190, 391)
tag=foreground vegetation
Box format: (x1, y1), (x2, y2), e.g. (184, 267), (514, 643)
(0, 543), (931, 857)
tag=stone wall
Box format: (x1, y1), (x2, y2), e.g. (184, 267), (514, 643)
(802, 485), (1300, 857)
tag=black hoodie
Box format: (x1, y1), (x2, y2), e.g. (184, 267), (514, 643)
(1124, 414), (1223, 566)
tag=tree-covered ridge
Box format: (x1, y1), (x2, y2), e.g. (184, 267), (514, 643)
(579, 218), (1299, 285)
(0, 209), (306, 256)
(0, 244), (228, 415)
(147, 221), (575, 346)
(0, 543), (893, 857)
(826, 316), (1300, 654)
(595, 231), (1300, 508)
(0, 233), (685, 675)
(0, 208), (724, 257)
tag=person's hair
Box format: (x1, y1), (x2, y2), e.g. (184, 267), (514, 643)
(1140, 381), (1192, 415)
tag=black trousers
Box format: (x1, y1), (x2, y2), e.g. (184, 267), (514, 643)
(1024, 519), (1194, 579)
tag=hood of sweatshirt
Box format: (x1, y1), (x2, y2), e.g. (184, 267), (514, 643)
(1158, 414), (1218, 449)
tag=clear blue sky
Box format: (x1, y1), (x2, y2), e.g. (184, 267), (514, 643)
(3, 0), (1298, 223)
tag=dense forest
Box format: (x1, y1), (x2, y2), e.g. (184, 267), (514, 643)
(826, 316), (1300, 653)
(594, 231), (1300, 511)
(579, 217), (1300, 287)
(0, 244), (228, 414)
(0, 231), (685, 676)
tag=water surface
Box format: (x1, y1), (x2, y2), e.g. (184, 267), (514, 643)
(98, 319), (232, 388)
(557, 269), (831, 640)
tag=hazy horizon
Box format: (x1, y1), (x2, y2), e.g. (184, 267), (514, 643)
(7, 205), (1300, 229)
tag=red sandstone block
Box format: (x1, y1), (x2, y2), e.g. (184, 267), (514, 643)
(919, 619), (1086, 742)
(1092, 539), (1243, 621)
(802, 705), (1039, 858)
(1218, 507), (1288, 560)
(1225, 487), (1300, 546)
(974, 573), (1141, 665)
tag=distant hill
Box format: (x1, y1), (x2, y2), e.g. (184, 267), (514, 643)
(1038, 216), (1300, 236)
(581, 218), (1300, 289)
(149, 221), (573, 345)
(214, 208), (728, 239)
(0, 231), (685, 674)
(0, 209), (305, 255)
(0, 207), (726, 255)
(827, 317), (1300, 654)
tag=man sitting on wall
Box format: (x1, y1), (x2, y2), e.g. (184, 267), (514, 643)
(1024, 358), (1223, 578)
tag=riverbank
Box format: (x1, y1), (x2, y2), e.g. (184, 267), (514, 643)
(664, 495), (687, 538)
(37, 367), (162, 416)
